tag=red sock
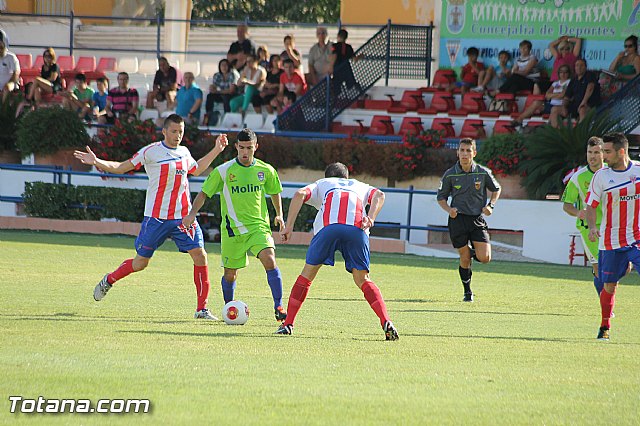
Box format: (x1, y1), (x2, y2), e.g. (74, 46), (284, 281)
(284, 275), (312, 326)
(600, 288), (615, 329)
(361, 280), (390, 327)
(194, 265), (210, 312)
(107, 259), (134, 284)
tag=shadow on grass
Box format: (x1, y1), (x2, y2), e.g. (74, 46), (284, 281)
(398, 308), (574, 317)
(2, 230), (638, 283)
(0, 312), (207, 325)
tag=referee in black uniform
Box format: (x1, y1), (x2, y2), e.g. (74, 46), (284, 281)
(437, 138), (501, 302)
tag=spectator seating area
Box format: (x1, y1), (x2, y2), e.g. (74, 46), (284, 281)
(14, 52), (549, 136)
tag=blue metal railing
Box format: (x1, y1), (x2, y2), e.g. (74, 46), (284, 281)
(0, 164), (442, 241)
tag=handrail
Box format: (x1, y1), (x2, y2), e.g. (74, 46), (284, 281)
(0, 163), (438, 240)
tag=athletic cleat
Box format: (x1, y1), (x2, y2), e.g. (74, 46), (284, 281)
(275, 306), (287, 321)
(275, 323), (293, 335)
(383, 321), (399, 341)
(597, 327), (610, 341)
(194, 308), (219, 321)
(463, 292), (474, 302)
(93, 275), (112, 301)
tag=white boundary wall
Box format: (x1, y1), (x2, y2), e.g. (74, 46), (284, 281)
(1, 168), (577, 264)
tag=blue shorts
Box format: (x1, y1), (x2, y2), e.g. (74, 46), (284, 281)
(599, 242), (640, 283)
(306, 224), (370, 273)
(135, 216), (204, 258)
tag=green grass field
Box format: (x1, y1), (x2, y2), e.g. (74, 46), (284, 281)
(0, 230), (639, 425)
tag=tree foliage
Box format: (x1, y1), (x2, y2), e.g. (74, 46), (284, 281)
(191, 0), (340, 23)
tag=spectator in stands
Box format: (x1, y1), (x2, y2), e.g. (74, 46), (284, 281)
(229, 53), (266, 114)
(280, 34), (303, 74)
(499, 40), (539, 94)
(105, 71), (139, 123)
(175, 72), (203, 124)
(257, 45), (270, 69)
(601, 35), (640, 98)
(474, 50), (511, 95)
(512, 64), (572, 128)
(26, 47), (63, 108)
(227, 23), (257, 72)
(61, 73), (95, 121)
(279, 91), (296, 114)
(205, 58), (240, 123)
(563, 58), (601, 124)
(0, 29), (20, 101)
(257, 54), (283, 114)
(549, 36), (582, 81)
(146, 56), (180, 109)
(92, 77), (108, 123)
(272, 58), (306, 112)
(449, 47), (484, 94)
(307, 26), (332, 86)
(329, 29), (361, 96)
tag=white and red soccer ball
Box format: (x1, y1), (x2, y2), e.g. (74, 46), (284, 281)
(222, 301), (250, 325)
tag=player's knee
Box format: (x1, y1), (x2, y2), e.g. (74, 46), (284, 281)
(223, 270), (238, 282)
(132, 257), (150, 271)
(477, 253), (491, 263)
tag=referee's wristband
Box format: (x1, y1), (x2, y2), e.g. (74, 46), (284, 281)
(487, 202), (495, 209)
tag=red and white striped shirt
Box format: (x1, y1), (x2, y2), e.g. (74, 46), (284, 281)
(130, 142), (197, 219)
(586, 162), (640, 250)
(302, 178), (379, 235)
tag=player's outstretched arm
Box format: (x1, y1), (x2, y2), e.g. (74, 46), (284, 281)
(183, 191), (208, 228)
(270, 193), (285, 232)
(281, 189), (305, 242)
(192, 134), (228, 176)
(73, 145), (134, 174)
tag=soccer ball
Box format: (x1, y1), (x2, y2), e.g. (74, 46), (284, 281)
(222, 301), (250, 325)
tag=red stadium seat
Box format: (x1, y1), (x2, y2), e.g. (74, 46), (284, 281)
(85, 57), (117, 81)
(16, 54), (32, 70)
(398, 117), (424, 136)
(363, 99), (392, 110)
(421, 69), (456, 92)
(20, 55), (44, 84)
(387, 90), (425, 113)
(367, 115), (395, 135)
(459, 119), (486, 139)
(450, 92), (486, 116)
(74, 56), (96, 73)
(418, 91), (455, 115)
(431, 117), (455, 138)
(493, 120), (517, 135)
(57, 55), (75, 73)
(511, 94), (545, 119)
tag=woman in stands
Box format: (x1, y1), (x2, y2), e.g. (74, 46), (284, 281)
(512, 64), (572, 128)
(257, 54), (283, 114)
(535, 35), (582, 94)
(602, 35), (640, 98)
(205, 58), (239, 125)
(229, 53), (266, 114)
(257, 45), (270, 70)
(26, 47), (63, 107)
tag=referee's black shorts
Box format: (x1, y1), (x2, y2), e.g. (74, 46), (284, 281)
(447, 214), (490, 249)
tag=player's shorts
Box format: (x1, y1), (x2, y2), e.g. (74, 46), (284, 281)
(448, 214), (490, 249)
(221, 228), (275, 270)
(306, 224), (370, 273)
(135, 216), (204, 258)
(578, 227), (598, 265)
(599, 242), (640, 283)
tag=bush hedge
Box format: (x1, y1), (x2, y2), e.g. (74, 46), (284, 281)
(16, 106), (90, 157)
(23, 182), (317, 232)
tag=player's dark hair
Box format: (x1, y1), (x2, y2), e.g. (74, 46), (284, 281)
(163, 114), (184, 129)
(75, 73), (86, 82)
(325, 162), (349, 179)
(337, 29), (349, 40)
(459, 137), (476, 149)
(587, 136), (603, 147)
(602, 132), (628, 151)
(467, 47), (479, 57)
(237, 128), (257, 143)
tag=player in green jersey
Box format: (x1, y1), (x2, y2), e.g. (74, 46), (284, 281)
(184, 128), (287, 320)
(561, 136), (604, 294)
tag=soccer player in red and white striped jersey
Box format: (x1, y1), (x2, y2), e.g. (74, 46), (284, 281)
(586, 132), (640, 340)
(74, 114), (228, 320)
(276, 162), (398, 340)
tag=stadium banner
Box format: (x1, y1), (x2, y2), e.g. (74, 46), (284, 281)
(341, 0), (435, 25)
(440, 0), (640, 73)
